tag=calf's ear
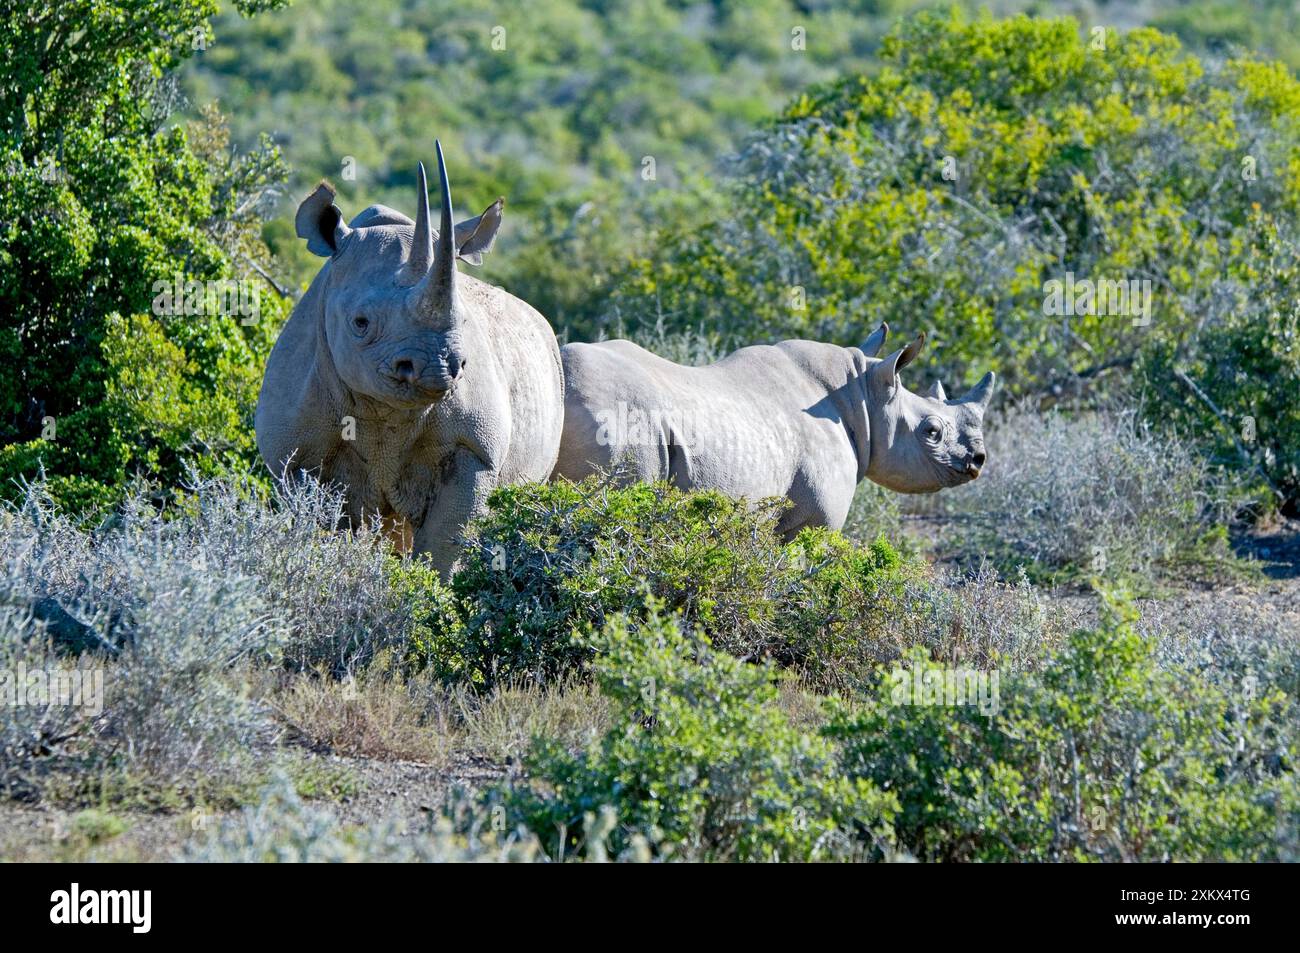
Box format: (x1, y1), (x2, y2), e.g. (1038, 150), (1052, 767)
(295, 181), (352, 257)
(451, 197), (505, 265)
(869, 332), (926, 401)
(859, 322), (889, 357)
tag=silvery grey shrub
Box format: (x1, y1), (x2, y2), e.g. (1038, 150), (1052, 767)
(937, 405), (1241, 581)
(182, 773), (544, 863)
(0, 470), (439, 795)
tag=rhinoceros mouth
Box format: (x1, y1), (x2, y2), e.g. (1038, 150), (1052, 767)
(383, 378), (455, 407)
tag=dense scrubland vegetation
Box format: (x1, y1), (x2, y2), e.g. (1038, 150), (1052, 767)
(1, 1), (1297, 861)
(3, 474), (1296, 860)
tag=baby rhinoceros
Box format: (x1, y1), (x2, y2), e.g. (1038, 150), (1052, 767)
(552, 326), (994, 538)
(256, 143), (564, 576)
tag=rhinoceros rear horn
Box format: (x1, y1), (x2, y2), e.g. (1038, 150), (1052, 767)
(396, 163), (434, 285)
(926, 379), (948, 402)
(402, 161), (433, 281)
(962, 371), (997, 409)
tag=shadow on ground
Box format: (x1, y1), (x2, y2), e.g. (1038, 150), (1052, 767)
(1233, 516), (1300, 580)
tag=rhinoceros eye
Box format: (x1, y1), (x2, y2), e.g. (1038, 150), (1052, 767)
(921, 417), (944, 444)
(351, 315), (370, 336)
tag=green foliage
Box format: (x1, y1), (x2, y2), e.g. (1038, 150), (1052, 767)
(69, 809), (129, 846)
(179, 0), (953, 335)
(385, 554), (461, 673)
(1151, 0), (1300, 76)
(185, 0), (1300, 343)
(447, 479), (788, 686)
(1140, 212), (1300, 510)
(0, 2), (290, 512)
(499, 607), (899, 862)
(828, 592), (1299, 861)
(613, 12), (1300, 508)
(441, 478), (926, 689)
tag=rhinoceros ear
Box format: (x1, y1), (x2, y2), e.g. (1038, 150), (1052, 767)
(451, 197), (505, 266)
(859, 322), (889, 357)
(869, 332), (926, 402)
(295, 181), (352, 257)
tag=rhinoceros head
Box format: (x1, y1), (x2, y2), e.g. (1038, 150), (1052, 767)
(293, 142), (503, 409)
(863, 330), (995, 493)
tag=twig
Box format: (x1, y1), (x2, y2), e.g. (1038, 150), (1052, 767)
(1173, 367), (1284, 503)
(245, 257), (291, 299)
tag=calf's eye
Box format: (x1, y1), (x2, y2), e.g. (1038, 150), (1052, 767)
(351, 315), (370, 335)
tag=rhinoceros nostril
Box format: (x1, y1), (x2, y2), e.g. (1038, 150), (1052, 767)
(971, 450), (986, 468)
(393, 359), (416, 382)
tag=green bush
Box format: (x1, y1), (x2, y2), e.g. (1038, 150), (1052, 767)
(827, 592), (1299, 862)
(0, 2), (290, 513)
(443, 478), (928, 689)
(446, 479), (788, 686)
(497, 607), (899, 862)
(1140, 213), (1300, 511)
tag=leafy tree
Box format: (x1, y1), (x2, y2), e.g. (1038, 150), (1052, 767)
(0, 1), (291, 511)
(1141, 212), (1300, 509)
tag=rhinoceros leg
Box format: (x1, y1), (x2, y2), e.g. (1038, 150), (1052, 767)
(413, 445), (498, 578)
(379, 502), (415, 554)
(776, 463), (854, 540)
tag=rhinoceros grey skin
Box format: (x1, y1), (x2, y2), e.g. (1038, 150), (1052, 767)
(256, 143), (564, 576)
(552, 325), (994, 537)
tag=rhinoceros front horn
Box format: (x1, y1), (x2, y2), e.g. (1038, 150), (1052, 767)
(414, 140), (457, 316)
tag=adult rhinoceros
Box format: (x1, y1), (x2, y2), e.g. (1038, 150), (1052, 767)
(256, 143), (564, 576)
